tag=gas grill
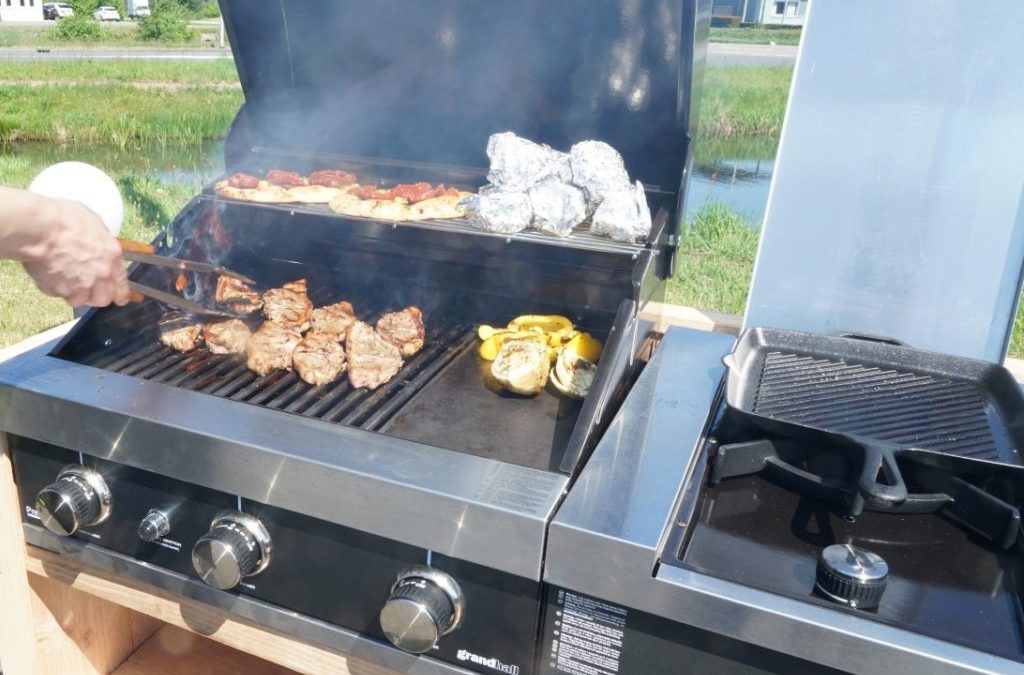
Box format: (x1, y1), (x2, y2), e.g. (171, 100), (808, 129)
(0, 2), (707, 674)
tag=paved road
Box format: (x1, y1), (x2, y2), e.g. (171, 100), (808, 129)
(707, 42), (797, 67)
(0, 47), (231, 60)
(0, 41), (795, 65)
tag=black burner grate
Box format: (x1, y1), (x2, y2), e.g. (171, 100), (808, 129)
(81, 321), (476, 431)
(752, 351), (1001, 460)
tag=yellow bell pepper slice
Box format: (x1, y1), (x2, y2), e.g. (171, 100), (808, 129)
(506, 315), (574, 335)
(564, 332), (603, 363)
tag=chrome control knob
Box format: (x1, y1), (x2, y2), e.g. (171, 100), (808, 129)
(137, 509), (171, 543)
(191, 512), (272, 590)
(35, 465), (112, 537)
(380, 567), (464, 654)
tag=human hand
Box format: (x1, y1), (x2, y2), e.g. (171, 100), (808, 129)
(21, 197), (130, 308)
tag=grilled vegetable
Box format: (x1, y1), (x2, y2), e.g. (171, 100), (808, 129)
(564, 331), (602, 362)
(479, 330), (547, 361)
(491, 340), (551, 395)
(550, 348), (597, 399)
(507, 315), (574, 344)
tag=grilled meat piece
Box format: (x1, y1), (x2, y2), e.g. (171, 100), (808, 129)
(159, 314), (204, 352)
(310, 301), (357, 342)
(246, 322), (302, 376)
(308, 169), (358, 188)
(215, 275), (263, 314)
(376, 306), (425, 357)
(227, 172), (260, 189)
(262, 279), (313, 331)
(293, 334), (347, 386)
(346, 321), (403, 390)
(265, 169), (306, 187)
(203, 319), (251, 355)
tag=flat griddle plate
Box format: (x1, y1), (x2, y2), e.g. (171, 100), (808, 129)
(381, 346), (582, 472)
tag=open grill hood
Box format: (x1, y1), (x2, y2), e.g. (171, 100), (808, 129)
(219, 0), (708, 251)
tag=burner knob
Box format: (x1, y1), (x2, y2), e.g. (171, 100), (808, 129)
(35, 465), (112, 537)
(191, 512), (272, 590)
(379, 567), (465, 654)
(815, 544), (889, 609)
(137, 509), (171, 543)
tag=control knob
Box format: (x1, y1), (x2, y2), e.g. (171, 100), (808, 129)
(815, 543), (889, 609)
(137, 509), (171, 543)
(379, 567), (465, 654)
(191, 512), (272, 590)
(35, 464), (112, 537)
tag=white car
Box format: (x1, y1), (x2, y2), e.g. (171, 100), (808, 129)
(93, 6), (121, 21)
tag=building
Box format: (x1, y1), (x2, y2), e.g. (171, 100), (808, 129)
(0, 0), (44, 22)
(711, 0), (809, 27)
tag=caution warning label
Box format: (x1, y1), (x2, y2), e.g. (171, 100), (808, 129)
(549, 590), (627, 675)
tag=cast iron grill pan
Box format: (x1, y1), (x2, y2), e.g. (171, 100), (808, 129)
(721, 327), (1024, 514)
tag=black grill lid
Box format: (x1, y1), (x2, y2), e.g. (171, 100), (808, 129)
(220, 0), (703, 194)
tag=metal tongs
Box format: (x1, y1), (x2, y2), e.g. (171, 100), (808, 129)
(119, 239), (255, 318)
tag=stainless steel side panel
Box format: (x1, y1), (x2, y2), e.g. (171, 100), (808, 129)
(547, 327), (1019, 675)
(744, 1), (1024, 362)
(0, 345), (564, 580)
(23, 526), (474, 675)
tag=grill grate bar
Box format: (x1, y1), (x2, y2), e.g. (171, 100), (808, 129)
(133, 350), (193, 380)
(90, 341), (163, 371)
(201, 362), (252, 395)
(118, 346), (179, 377)
(166, 354), (242, 388)
(752, 349), (1006, 462)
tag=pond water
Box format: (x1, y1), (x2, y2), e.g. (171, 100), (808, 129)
(1, 140), (224, 186)
(684, 135), (777, 225)
(4, 134), (777, 226)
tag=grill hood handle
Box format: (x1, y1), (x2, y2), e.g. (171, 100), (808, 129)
(854, 442), (909, 513)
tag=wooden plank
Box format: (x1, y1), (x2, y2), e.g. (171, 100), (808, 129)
(0, 435), (38, 675)
(112, 625), (297, 675)
(29, 574), (161, 675)
(25, 547), (398, 675)
(641, 302), (742, 335)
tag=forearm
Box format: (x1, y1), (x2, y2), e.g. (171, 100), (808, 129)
(0, 186), (55, 262)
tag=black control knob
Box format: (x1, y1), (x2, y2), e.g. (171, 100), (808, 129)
(191, 512), (272, 590)
(380, 567), (465, 654)
(35, 465), (112, 537)
(137, 509), (171, 543)
(815, 544), (889, 609)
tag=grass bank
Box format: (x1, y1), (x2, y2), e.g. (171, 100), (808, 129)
(0, 23), (217, 48)
(698, 67), (792, 138)
(710, 27), (802, 45)
(0, 59), (238, 84)
(0, 154), (194, 347)
(0, 82), (241, 147)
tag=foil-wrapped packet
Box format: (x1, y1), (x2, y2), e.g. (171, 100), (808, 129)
(486, 132), (572, 193)
(528, 182), (588, 237)
(591, 181), (652, 242)
(461, 191), (533, 234)
(569, 140), (631, 208)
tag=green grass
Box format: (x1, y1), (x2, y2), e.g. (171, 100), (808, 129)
(0, 23), (217, 47)
(0, 82), (241, 147)
(710, 27), (802, 45)
(668, 203), (759, 316)
(0, 153), (196, 347)
(0, 59), (238, 84)
(698, 66), (792, 138)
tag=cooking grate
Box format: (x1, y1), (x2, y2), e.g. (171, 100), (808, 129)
(81, 320), (477, 431)
(752, 351), (1001, 460)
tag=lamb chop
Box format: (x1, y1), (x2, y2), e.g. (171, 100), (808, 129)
(215, 275), (262, 314)
(159, 313), (204, 352)
(262, 279), (313, 331)
(310, 301), (357, 342)
(293, 334), (347, 386)
(346, 321), (403, 389)
(203, 319), (251, 355)
(375, 306), (425, 357)
(245, 322), (302, 376)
